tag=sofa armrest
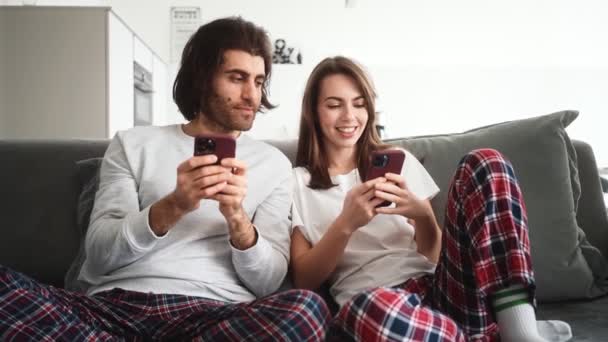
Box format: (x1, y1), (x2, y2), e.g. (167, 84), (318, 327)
(573, 140), (608, 257)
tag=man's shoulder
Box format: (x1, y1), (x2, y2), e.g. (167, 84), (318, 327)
(117, 125), (177, 142)
(240, 135), (292, 168)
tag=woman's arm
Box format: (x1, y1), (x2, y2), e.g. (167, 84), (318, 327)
(290, 216), (352, 290)
(374, 173), (442, 263)
(290, 178), (386, 290)
(409, 200), (442, 263)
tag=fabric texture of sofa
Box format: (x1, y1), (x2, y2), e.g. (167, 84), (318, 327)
(1, 110), (608, 341)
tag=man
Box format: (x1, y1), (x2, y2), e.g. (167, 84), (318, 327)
(0, 17), (329, 341)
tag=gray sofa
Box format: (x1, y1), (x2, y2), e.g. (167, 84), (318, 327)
(1, 112), (608, 341)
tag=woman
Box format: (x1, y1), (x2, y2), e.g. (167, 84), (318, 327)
(290, 56), (568, 341)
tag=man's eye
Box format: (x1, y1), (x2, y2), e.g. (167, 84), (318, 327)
(255, 80), (264, 87)
(231, 76), (244, 82)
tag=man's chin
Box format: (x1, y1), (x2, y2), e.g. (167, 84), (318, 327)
(237, 115), (255, 131)
(238, 122), (254, 131)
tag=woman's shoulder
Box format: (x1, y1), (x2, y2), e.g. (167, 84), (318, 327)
(293, 166), (311, 180)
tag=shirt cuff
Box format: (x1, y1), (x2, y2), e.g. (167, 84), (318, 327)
(123, 205), (168, 251)
(231, 225), (271, 269)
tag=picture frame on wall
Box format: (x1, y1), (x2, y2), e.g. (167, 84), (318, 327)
(170, 6), (201, 64)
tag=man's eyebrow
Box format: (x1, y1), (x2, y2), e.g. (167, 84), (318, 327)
(225, 69), (266, 80)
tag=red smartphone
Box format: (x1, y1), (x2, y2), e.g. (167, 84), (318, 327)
(193, 134), (236, 164)
(365, 149), (406, 206)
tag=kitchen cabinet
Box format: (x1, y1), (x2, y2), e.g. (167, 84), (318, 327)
(0, 6), (168, 139)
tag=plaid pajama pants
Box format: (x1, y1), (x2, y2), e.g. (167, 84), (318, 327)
(0, 267), (330, 341)
(332, 149), (536, 342)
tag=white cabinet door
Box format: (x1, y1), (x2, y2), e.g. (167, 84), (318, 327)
(107, 11), (133, 138)
(133, 35), (153, 73)
(152, 54), (168, 125)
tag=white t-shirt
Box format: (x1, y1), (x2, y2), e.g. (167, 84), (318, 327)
(292, 149), (440, 306)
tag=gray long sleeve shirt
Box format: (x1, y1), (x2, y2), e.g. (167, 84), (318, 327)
(78, 124), (293, 302)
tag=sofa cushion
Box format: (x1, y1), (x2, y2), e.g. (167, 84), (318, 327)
(63, 157), (102, 292)
(385, 110), (608, 301)
(0, 139), (109, 288)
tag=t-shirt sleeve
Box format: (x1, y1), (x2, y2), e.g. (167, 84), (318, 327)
(401, 149), (440, 200)
(290, 168), (314, 244)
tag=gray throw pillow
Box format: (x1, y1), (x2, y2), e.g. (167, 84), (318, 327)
(63, 157), (102, 292)
(386, 110), (608, 301)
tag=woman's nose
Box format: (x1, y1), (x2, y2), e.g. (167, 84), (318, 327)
(341, 105), (356, 119)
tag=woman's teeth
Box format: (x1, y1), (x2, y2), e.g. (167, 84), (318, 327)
(337, 127), (356, 133)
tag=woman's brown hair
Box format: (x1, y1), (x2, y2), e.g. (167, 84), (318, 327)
(296, 56), (390, 189)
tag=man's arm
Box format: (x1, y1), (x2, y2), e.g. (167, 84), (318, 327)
(229, 163), (292, 298)
(85, 135), (230, 276)
(84, 135), (167, 276)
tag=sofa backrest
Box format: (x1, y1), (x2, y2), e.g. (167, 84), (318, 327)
(0, 140), (109, 287)
(1, 137), (606, 289)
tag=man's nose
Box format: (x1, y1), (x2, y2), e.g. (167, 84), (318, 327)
(241, 80), (256, 100)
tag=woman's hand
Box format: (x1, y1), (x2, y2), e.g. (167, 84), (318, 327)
(337, 177), (387, 233)
(373, 173), (433, 220)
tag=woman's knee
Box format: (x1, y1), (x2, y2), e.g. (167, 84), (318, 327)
(335, 287), (464, 342)
(338, 287), (421, 320)
(454, 148), (516, 185)
(461, 148), (509, 168)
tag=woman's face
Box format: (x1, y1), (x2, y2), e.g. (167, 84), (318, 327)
(316, 73), (369, 152)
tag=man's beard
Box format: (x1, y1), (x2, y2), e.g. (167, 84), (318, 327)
(201, 92), (257, 132)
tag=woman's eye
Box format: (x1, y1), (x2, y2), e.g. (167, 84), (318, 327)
(327, 104), (340, 109)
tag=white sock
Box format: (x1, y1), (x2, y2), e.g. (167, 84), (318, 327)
(492, 285), (546, 342)
(495, 303), (546, 341)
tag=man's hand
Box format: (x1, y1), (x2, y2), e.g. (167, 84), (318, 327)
(149, 154), (232, 236)
(210, 158), (256, 250)
(210, 158), (248, 220)
(171, 154), (233, 212)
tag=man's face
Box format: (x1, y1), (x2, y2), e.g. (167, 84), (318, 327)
(203, 49), (266, 132)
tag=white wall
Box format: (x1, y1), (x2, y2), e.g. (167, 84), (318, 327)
(5, 1), (606, 165)
(0, 10), (7, 136)
(102, 0), (608, 166)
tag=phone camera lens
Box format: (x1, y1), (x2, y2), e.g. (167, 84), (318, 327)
(204, 139), (215, 151)
(197, 138), (215, 152)
(372, 154), (389, 167)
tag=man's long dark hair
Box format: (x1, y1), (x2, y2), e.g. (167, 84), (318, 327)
(173, 17), (275, 121)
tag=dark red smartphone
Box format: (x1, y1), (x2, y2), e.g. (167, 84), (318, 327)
(193, 134), (236, 165)
(365, 149), (406, 206)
